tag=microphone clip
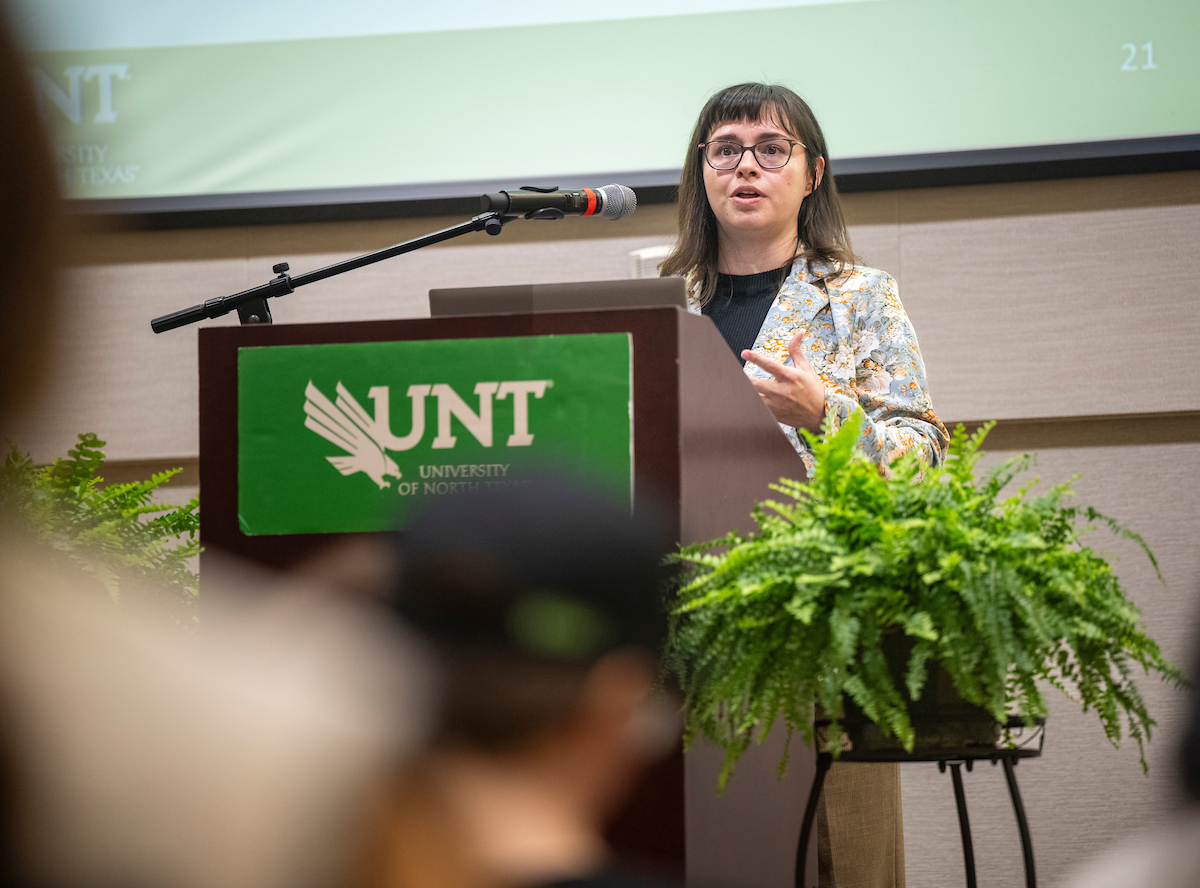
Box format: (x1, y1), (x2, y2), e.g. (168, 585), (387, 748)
(518, 186), (566, 219)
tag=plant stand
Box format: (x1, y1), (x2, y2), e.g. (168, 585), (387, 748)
(794, 718), (1045, 888)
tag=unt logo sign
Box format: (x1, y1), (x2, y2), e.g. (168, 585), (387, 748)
(237, 334), (632, 535)
(303, 379), (551, 489)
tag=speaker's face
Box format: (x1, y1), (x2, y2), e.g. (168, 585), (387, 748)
(702, 113), (814, 257)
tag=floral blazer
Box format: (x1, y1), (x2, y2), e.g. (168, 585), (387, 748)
(689, 257), (949, 475)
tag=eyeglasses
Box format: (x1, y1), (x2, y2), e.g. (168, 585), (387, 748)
(699, 139), (804, 171)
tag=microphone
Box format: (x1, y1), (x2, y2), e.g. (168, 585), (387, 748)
(481, 184), (636, 221)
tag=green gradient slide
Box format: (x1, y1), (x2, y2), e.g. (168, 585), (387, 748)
(21, 0), (1199, 201)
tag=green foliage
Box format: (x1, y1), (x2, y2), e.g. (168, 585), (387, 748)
(668, 412), (1185, 788)
(0, 433), (200, 621)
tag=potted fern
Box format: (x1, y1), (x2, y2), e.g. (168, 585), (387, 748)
(0, 433), (200, 624)
(667, 413), (1184, 787)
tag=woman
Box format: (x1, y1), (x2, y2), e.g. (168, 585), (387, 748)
(663, 83), (944, 888)
(662, 82), (947, 475)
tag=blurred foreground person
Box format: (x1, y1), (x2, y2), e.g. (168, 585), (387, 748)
(373, 480), (681, 888)
(0, 557), (431, 888)
(0, 12), (430, 888)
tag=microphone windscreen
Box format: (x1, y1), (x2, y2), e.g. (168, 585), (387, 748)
(598, 184), (636, 220)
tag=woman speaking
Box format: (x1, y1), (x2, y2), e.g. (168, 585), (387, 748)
(662, 82), (947, 476)
(662, 83), (948, 888)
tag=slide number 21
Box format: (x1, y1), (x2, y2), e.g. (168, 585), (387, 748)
(1122, 42), (1157, 70)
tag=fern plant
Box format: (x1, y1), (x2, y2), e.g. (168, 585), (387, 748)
(668, 412), (1184, 788)
(0, 433), (200, 622)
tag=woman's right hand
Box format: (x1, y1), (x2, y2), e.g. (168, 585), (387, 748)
(741, 331), (826, 434)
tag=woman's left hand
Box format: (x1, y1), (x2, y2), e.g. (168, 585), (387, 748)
(741, 330), (826, 434)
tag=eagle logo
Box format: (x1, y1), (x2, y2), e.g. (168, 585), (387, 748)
(303, 381), (401, 489)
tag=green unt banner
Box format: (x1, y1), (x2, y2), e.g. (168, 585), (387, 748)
(237, 334), (633, 535)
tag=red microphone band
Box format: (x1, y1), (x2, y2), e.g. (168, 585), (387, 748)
(582, 188), (598, 216)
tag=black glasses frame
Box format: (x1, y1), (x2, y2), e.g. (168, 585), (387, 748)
(698, 138), (805, 171)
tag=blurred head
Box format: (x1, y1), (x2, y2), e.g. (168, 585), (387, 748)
(0, 14), (61, 878)
(661, 82), (856, 304)
(0, 16), (63, 434)
(1183, 627), (1200, 802)
(390, 477), (671, 753)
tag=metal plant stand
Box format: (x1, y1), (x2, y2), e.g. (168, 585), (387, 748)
(794, 718), (1045, 888)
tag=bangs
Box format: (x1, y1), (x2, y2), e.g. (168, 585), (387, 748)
(700, 83), (794, 139)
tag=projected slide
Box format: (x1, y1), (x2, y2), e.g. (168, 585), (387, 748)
(15, 0), (1199, 203)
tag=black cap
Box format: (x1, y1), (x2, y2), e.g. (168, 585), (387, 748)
(391, 477), (670, 665)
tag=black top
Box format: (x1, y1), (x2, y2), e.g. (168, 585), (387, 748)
(700, 264), (790, 362)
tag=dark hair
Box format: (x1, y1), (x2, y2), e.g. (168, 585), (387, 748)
(390, 477), (669, 749)
(660, 82), (857, 306)
(0, 17), (63, 433)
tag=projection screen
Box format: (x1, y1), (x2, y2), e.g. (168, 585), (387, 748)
(14, 0), (1200, 211)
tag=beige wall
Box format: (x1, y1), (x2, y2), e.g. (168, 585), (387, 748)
(19, 170), (1200, 467)
(14, 169), (1200, 887)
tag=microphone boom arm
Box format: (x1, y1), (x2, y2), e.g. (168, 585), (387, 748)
(150, 210), (515, 334)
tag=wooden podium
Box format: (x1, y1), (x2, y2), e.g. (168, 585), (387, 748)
(198, 306), (819, 887)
